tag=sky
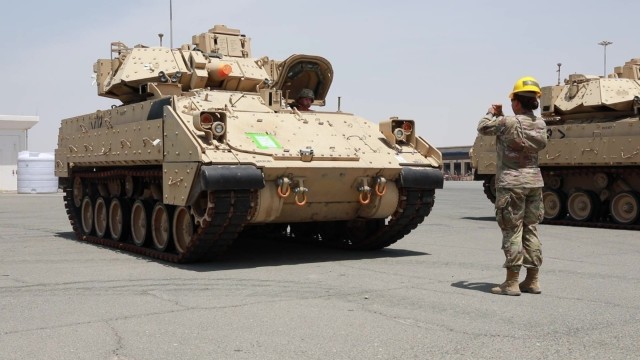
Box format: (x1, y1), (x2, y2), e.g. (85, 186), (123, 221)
(1, 0), (639, 153)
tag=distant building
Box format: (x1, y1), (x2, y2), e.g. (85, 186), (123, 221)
(440, 145), (472, 180)
(0, 115), (39, 191)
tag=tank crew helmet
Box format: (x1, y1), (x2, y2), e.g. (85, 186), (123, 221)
(509, 76), (541, 99)
(298, 88), (315, 100)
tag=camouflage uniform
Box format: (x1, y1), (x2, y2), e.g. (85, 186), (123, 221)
(477, 110), (547, 272)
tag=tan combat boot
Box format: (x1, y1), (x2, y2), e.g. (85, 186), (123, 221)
(519, 268), (541, 294)
(491, 269), (521, 296)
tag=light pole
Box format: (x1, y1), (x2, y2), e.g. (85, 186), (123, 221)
(598, 40), (613, 77)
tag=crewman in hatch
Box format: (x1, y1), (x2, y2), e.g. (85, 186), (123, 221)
(291, 88), (314, 111)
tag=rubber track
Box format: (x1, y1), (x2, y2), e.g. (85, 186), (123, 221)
(482, 179), (496, 203)
(62, 169), (256, 263)
(346, 188), (435, 250)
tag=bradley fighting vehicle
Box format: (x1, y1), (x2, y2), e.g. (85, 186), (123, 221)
(470, 58), (640, 229)
(54, 25), (444, 263)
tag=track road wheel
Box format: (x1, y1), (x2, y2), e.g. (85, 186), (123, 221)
(151, 202), (173, 252)
(131, 200), (149, 247)
(567, 191), (599, 222)
(80, 196), (94, 235)
(610, 191), (640, 224)
(108, 198), (130, 241)
(173, 206), (195, 255)
(94, 197), (109, 238)
(542, 189), (566, 220)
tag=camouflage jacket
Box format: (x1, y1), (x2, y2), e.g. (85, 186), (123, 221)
(477, 110), (547, 188)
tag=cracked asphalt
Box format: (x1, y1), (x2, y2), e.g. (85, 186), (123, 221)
(1, 181), (638, 360)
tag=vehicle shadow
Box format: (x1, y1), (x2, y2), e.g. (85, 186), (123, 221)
(54, 231), (429, 271)
(450, 280), (495, 293)
(54, 231), (77, 240)
(180, 236), (430, 272)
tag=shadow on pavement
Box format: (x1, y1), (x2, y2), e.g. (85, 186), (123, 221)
(54, 231), (428, 271)
(54, 231), (77, 240)
(461, 216), (495, 222)
(450, 280), (495, 293)
(180, 236), (430, 272)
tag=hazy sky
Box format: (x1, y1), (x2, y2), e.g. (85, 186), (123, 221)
(2, 0), (638, 153)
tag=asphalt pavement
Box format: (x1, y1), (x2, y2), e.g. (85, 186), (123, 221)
(0, 181), (638, 360)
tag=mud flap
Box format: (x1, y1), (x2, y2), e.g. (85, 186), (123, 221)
(188, 165), (265, 204)
(399, 167), (444, 189)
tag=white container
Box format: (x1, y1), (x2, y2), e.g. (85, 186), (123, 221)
(17, 151), (58, 194)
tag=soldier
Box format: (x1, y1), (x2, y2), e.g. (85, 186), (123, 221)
(477, 76), (548, 296)
(292, 88), (314, 111)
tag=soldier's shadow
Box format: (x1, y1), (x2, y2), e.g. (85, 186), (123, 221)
(461, 216), (495, 222)
(450, 280), (495, 293)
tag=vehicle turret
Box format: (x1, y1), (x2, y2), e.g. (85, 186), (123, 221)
(94, 25), (332, 108)
(539, 58), (640, 120)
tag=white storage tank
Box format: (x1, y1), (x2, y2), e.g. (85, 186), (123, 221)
(17, 151), (58, 194)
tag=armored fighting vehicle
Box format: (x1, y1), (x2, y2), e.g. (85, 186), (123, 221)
(470, 58), (640, 229)
(54, 25), (444, 263)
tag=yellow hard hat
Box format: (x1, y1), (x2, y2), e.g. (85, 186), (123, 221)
(509, 76), (541, 99)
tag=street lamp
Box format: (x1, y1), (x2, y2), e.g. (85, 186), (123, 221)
(597, 40), (613, 77)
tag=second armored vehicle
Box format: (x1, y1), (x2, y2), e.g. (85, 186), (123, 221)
(471, 58), (640, 229)
(54, 25), (444, 262)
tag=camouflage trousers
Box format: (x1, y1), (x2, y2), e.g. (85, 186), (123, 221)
(495, 187), (544, 272)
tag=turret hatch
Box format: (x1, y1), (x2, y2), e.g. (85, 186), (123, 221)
(270, 55), (333, 107)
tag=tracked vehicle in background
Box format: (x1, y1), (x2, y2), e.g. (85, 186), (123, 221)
(470, 58), (640, 229)
(54, 25), (444, 263)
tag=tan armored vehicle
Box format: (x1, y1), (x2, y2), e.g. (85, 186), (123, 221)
(55, 25), (444, 262)
(470, 58), (640, 229)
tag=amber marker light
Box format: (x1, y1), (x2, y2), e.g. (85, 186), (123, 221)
(218, 64), (232, 78)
